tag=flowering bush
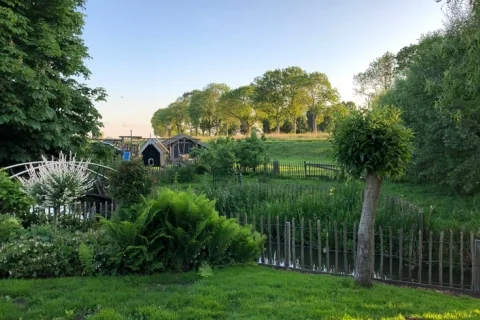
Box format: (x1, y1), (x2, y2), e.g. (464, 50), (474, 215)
(18, 152), (95, 227)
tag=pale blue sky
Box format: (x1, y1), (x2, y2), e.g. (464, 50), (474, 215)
(82, 0), (447, 137)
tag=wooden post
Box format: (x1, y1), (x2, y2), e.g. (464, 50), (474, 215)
(268, 216), (272, 264)
(285, 222), (291, 270)
(111, 202), (114, 219)
(418, 229), (423, 283)
(449, 230), (453, 288)
(408, 229), (413, 280)
(399, 228), (403, 280)
(83, 202), (87, 220)
(292, 218), (296, 268)
(439, 231), (444, 286)
(473, 239), (480, 292)
(471, 232), (475, 290)
(334, 221), (338, 273)
(460, 232), (464, 289)
(389, 227), (393, 279)
(326, 223), (330, 272)
(104, 200), (108, 218)
(317, 220), (322, 271)
(260, 216), (265, 264)
(301, 218), (305, 267)
(90, 205), (96, 220)
(99, 202), (103, 218)
(276, 216), (280, 266)
(379, 226), (384, 278)
(304, 161), (307, 179)
(353, 222), (357, 267)
(309, 220), (313, 270)
(343, 222), (348, 273)
(428, 231), (433, 285)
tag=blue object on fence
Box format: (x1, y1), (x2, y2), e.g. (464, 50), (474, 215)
(122, 151), (131, 161)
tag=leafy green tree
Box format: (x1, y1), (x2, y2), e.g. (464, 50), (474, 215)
(192, 137), (237, 177)
(253, 69), (288, 134)
(282, 67), (309, 134)
(218, 86), (263, 135)
(305, 72), (340, 133)
(0, 0), (106, 167)
(202, 83), (230, 136)
(331, 107), (413, 287)
(151, 108), (171, 137)
(353, 52), (396, 107)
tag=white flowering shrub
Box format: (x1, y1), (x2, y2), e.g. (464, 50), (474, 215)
(18, 152), (95, 210)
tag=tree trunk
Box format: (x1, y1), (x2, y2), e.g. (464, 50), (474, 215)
(312, 113), (318, 133)
(275, 117), (280, 134)
(292, 117), (297, 134)
(355, 171), (383, 287)
(53, 206), (59, 230)
(246, 124), (251, 136)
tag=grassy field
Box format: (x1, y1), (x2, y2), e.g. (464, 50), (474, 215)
(266, 138), (333, 163)
(0, 265), (478, 320)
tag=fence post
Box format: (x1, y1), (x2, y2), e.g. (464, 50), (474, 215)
(473, 239), (480, 292)
(285, 222), (291, 270)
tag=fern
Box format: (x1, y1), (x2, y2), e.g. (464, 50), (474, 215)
(198, 261), (214, 278)
(79, 242), (94, 276)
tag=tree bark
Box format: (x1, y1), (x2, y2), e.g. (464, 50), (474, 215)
(292, 117), (297, 134)
(355, 171), (383, 287)
(275, 117), (280, 134)
(312, 113), (318, 133)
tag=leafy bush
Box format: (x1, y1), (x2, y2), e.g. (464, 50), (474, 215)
(0, 170), (33, 215)
(102, 188), (264, 273)
(109, 159), (153, 206)
(192, 137), (237, 177)
(235, 131), (269, 172)
(175, 165), (196, 183)
(0, 215), (23, 244)
(0, 226), (121, 278)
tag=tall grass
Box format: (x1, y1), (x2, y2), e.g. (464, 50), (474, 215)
(201, 181), (428, 232)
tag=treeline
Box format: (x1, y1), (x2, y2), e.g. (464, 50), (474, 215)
(363, 1), (480, 195)
(151, 67), (356, 136)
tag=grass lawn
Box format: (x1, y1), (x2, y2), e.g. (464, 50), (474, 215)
(266, 139), (333, 163)
(0, 266), (478, 320)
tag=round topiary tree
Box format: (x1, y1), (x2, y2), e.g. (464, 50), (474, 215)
(331, 106), (413, 287)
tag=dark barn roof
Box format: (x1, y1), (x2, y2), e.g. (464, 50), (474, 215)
(161, 134), (208, 148)
(139, 138), (169, 154)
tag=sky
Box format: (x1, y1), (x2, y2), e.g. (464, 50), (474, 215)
(82, 0), (448, 138)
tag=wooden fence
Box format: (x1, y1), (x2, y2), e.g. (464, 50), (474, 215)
(29, 201), (118, 221)
(231, 214), (480, 292)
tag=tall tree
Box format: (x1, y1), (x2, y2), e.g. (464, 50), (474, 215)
(282, 66), (309, 134)
(253, 69), (288, 134)
(0, 0), (106, 166)
(218, 85), (263, 135)
(187, 89), (204, 135)
(305, 72), (340, 133)
(331, 107), (413, 287)
(353, 52), (396, 107)
(202, 83), (230, 136)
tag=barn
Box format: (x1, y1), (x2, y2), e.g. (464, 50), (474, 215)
(140, 138), (169, 167)
(161, 134), (208, 161)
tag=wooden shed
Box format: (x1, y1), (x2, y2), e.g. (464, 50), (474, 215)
(140, 138), (169, 167)
(161, 134), (208, 161)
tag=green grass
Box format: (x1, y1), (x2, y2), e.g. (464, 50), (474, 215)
(266, 139), (333, 163)
(0, 265), (478, 320)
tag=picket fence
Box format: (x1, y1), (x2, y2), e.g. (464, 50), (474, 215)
(230, 213), (480, 293)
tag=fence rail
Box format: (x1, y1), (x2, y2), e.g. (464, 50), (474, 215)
(231, 214), (480, 292)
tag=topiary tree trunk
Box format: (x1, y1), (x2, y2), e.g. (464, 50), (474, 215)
(355, 171), (382, 287)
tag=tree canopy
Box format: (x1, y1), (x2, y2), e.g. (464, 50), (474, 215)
(0, 0), (106, 166)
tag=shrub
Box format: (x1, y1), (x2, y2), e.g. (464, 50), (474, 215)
(175, 165), (196, 183)
(235, 131), (269, 172)
(0, 215), (23, 244)
(0, 170), (33, 215)
(102, 188), (264, 273)
(0, 226), (121, 278)
(109, 159), (153, 206)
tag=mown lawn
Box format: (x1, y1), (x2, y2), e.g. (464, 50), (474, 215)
(0, 266), (478, 320)
(266, 139), (333, 163)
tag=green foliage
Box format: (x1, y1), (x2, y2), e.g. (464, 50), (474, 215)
(380, 6), (480, 195)
(102, 188), (264, 273)
(0, 215), (23, 244)
(109, 159), (153, 206)
(235, 131), (270, 171)
(0, 225), (121, 279)
(79, 242), (94, 276)
(198, 262), (214, 278)
(194, 137), (237, 177)
(331, 107), (414, 179)
(0, 0), (106, 167)
(0, 170), (33, 215)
